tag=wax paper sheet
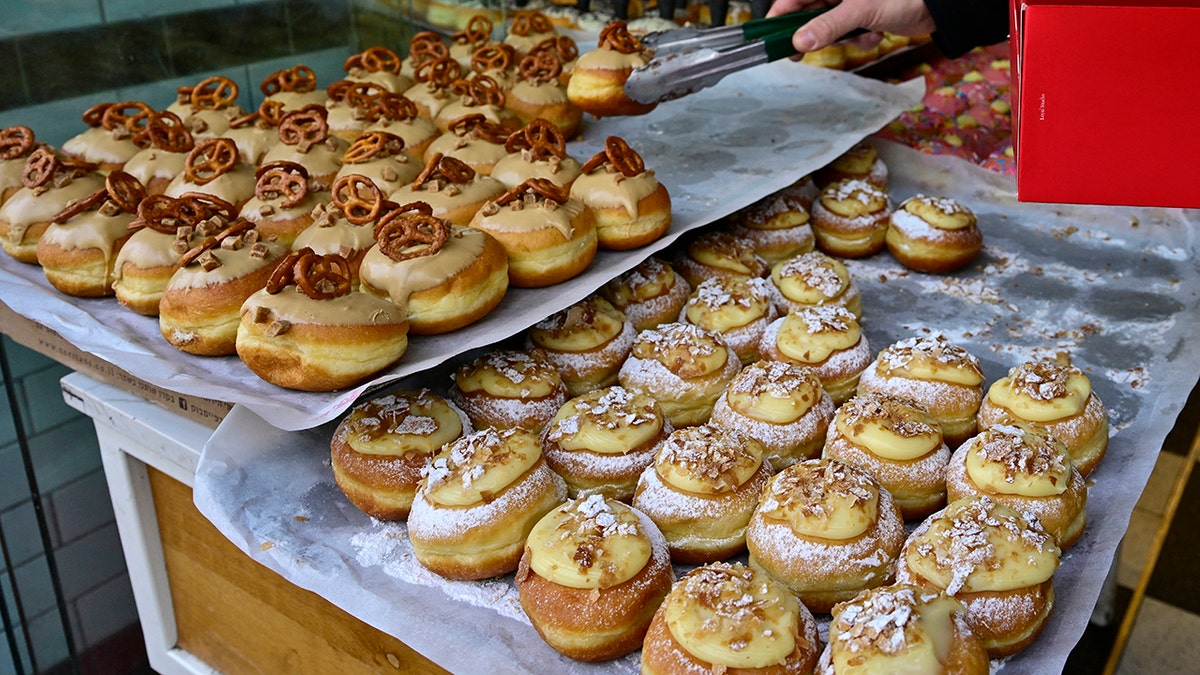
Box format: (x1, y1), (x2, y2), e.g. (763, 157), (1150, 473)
(0, 62), (922, 431)
(193, 140), (1200, 674)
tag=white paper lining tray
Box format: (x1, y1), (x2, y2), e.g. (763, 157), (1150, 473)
(193, 142), (1200, 674)
(0, 63), (922, 431)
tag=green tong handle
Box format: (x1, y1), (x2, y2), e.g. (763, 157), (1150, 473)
(754, 19), (869, 63)
(741, 7), (834, 42)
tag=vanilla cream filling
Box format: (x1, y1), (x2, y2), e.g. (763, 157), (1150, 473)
(775, 311), (859, 363)
(835, 410), (939, 461)
(342, 394), (464, 456)
(829, 588), (961, 674)
(655, 427), (762, 495)
(422, 428), (541, 507)
(456, 354), (560, 399)
(547, 388), (662, 454)
(526, 495), (650, 589)
(988, 371), (1090, 422)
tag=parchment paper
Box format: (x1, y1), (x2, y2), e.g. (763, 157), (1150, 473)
(0, 62), (922, 431)
(192, 141), (1200, 674)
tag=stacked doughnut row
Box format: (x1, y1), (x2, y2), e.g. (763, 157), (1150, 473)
(0, 24), (673, 392)
(328, 147), (1112, 670)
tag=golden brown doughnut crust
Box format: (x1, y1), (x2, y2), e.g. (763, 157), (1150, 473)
(756, 306), (872, 405)
(515, 500), (673, 661)
(885, 194), (983, 273)
(727, 191), (816, 266)
(680, 275), (779, 365)
(767, 251), (862, 319)
(810, 178), (891, 259)
(525, 295), (636, 397)
(448, 349), (568, 432)
(565, 43), (657, 118)
(330, 390), (470, 520)
(673, 230), (770, 289)
(600, 256), (691, 332)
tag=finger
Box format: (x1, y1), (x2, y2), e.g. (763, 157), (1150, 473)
(791, 6), (864, 52)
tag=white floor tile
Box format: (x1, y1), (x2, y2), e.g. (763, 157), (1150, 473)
(1117, 597), (1200, 675)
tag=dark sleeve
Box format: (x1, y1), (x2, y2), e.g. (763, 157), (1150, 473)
(923, 0), (1012, 58)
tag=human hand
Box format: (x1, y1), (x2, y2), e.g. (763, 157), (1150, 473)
(766, 0), (936, 53)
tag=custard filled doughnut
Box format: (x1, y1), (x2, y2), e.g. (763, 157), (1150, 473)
(777, 173), (820, 211)
(410, 427), (567, 580)
(746, 458), (905, 614)
(342, 46), (415, 94)
(978, 359), (1109, 476)
(570, 136), (672, 251)
(727, 191), (816, 265)
(60, 101), (150, 171)
(293, 174), (394, 277)
(163, 137), (257, 210)
(489, 118), (582, 190)
(0, 148), (106, 264)
(946, 424), (1088, 549)
(433, 74), (522, 133)
(525, 295), (635, 396)
(820, 584), (989, 675)
(238, 161), (321, 249)
(36, 170), (143, 297)
(0, 126), (38, 206)
(449, 349), (568, 432)
(886, 194), (984, 273)
(335, 130), (422, 196)
(421, 113), (511, 175)
(810, 178), (892, 258)
(673, 230), (770, 289)
(359, 204), (509, 334)
(362, 92), (442, 160)
(468, 177), (597, 287)
(633, 424), (773, 564)
(516, 495), (672, 661)
(540, 386), (670, 500)
(391, 153), (506, 226)
(121, 110), (195, 195)
(330, 389), (471, 520)
(113, 193), (236, 315)
(857, 334), (984, 448)
(618, 322), (742, 428)
(710, 360), (835, 471)
(680, 275), (778, 365)
(260, 106), (349, 189)
(757, 306), (872, 405)
(642, 561), (822, 675)
(236, 248), (409, 390)
(599, 257), (691, 332)
(566, 22), (656, 118)
(896, 496), (1061, 658)
(506, 51), (582, 138)
(503, 10), (559, 55)
(159, 219), (288, 356)
(768, 250), (862, 318)
(822, 392), (950, 520)
(816, 141), (889, 190)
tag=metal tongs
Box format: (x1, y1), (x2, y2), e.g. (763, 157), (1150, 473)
(625, 9), (862, 105)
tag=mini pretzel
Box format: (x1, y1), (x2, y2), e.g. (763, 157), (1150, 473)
(415, 56), (462, 88)
(177, 219), (254, 267)
(504, 118), (566, 160)
(230, 99), (286, 129)
(598, 21), (643, 54)
(374, 209), (449, 262)
(130, 194), (183, 234)
(0, 126), (35, 160)
(82, 103), (111, 128)
(255, 161), (310, 208)
(22, 147), (60, 189)
(471, 44), (515, 74)
(278, 106), (329, 151)
(331, 174), (386, 224)
(105, 170), (146, 214)
(518, 50), (561, 85)
(146, 110), (195, 153)
(452, 75), (505, 107)
(357, 46), (403, 74)
(412, 153), (476, 188)
(326, 79), (355, 103)
(366, 92), (420, 123)
(293, 250), (354, 299)
(509, 11), (553, 37)
(495, 177), (566, 206)
(261, 65), (317, 95)
(343, 131), (406, 164)
(447, 114), (510, 143)
(531, 35), (578, 63)
(184, 138), (239, 185)
(409, 32), (449, 65)
(190, 76), (239, 110)
(177, 191), (238, 224)
(346, 82), (386, 110)
(581, 135), (645, 176)
(267, 248), (309, 294)
(454, 15), (493, 48)
(101, 101), (154, 132)
(50, 188), (107, 223)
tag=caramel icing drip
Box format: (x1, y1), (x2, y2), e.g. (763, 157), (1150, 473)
(576, 47), (651, 71)
(359, 225), (486, 302)
(654, 424), (763, 495)
(0, 173), (106, 240)
(292, 201), (377, 255)
(474, 193), (584, 240)
(242, 284), (404, 326)
(167, 238), (286, 291)
(568, 164), (659, 219)
(41, 208), (134, 261)
(61, 126), (141, 165)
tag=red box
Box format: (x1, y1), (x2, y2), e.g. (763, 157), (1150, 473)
(1010, 0), (1200, 208)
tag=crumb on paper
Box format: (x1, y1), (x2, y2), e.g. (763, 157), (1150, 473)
(295, 515), (309, 522)
(261, 541), (274, 551)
